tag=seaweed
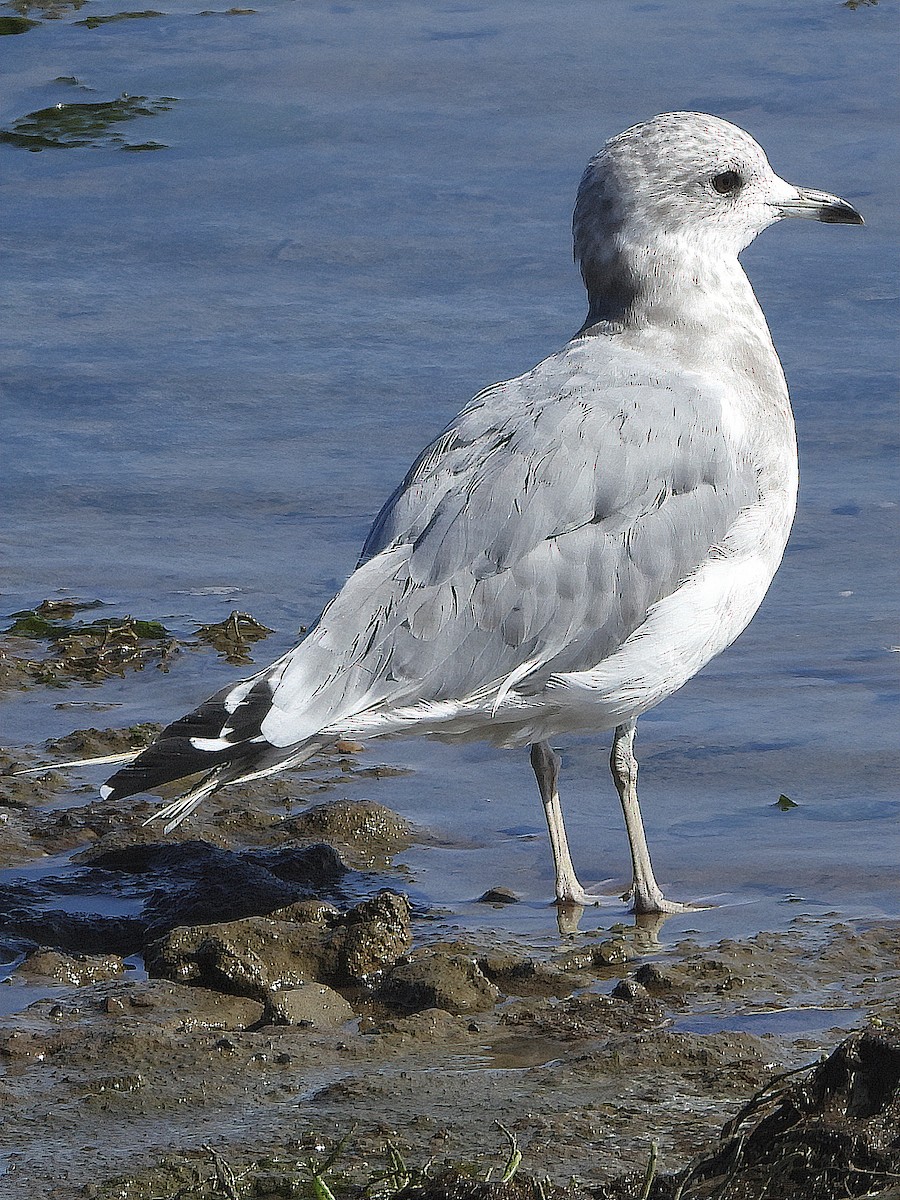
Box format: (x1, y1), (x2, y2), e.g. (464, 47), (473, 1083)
(0, 14), (40, 33)
(74, 9), (164, 28)
(0, 93), (177, 151)
(193, 610), (274, 664)
(4, 601), (176, 680)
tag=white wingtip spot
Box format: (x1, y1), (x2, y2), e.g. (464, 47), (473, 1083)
(189, 736), (232, 751)
(223, 678), (256, 714)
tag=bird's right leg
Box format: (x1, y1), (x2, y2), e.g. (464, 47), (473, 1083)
(610, 720), (692, 914)
(530, 741), (599, 907)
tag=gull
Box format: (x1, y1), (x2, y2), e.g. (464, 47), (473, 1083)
(97, 112), (862, 913)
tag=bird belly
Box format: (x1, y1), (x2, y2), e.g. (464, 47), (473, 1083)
(538, 535), (787, 733)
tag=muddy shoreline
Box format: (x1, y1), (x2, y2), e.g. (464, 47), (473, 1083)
(1, 627), (898, 1199)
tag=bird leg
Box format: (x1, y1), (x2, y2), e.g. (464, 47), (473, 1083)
(610, 720), (691, 914)
(530, 741), (599, 907)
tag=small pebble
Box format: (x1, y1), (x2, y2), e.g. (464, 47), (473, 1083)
(475, 887), (519, 905)
(611, 978), (650, 1002)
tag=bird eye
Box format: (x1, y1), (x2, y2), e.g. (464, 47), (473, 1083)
(711, 170), (742, 195)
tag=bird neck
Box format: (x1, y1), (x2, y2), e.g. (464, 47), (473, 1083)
(581, 236), (763, 338)
(578, 236), (786, 398)
(580, 231), (792, 444)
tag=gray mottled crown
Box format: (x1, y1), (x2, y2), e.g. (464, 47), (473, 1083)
(572, 112), (779, 322)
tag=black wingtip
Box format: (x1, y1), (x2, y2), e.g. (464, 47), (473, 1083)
(100, 675), (279, 803)
(101, 738), (215, 801)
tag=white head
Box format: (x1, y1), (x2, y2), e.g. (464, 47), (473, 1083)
(574, 112), (862, 326)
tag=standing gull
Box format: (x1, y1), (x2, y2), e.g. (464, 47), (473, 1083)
(100, 112), (862, 913)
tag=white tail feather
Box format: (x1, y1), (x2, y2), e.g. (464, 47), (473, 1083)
(14, 750), (140, 776)
(143, 770), (226, 834)
(140, 742), (326, 834)
(226, 740), (326, 785)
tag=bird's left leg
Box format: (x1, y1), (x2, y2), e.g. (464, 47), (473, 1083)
(530, 741), (599, 907)
(610, 720), (693, 914)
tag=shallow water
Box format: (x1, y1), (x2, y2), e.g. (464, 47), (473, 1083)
(1, 0), (898, 953)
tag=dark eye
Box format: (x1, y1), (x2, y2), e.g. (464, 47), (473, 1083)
(711, 170), (742, 195)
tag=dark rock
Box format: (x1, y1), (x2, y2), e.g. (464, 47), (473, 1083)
(146, 915), (328, 999)
(478, 951), (579, 998)
(634, 962), (682, 993)
(476, 887), (519, 905)
(18, 949), (124, 985)
(279, 798), (415, 868)
(554, 947), (596, 972)
(0, 840), (349, 957)
(379, 1008), (480, 1039)
(93, 840), (347, 930)
(379, 949), (501, 1015)
(499, 991), (664, 1038)
(554, 940), (634, 971)
(45, 724), (162, 759)
(249, 844), (348, 890)
(326, 889), (412, 984)
(146, 890), (410, 1002)
(266, 983), (354, 1027)
(591, 938), (634, 967)
(611, 977), (650, 1002)
(0, 908), (146, 957)
(271, 898), (341, 924)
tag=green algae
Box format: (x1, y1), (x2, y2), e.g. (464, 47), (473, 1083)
(75, 8), (164, 27)
(0, 14), (40, 32)
(0, 93), (177, 151)
(193, 610), (274, 664)
(4, 602), (175, 679)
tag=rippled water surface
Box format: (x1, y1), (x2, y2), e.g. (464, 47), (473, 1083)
(2, 0), (898, 947)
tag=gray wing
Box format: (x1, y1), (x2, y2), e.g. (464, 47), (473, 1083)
(260, 340), (757, 746)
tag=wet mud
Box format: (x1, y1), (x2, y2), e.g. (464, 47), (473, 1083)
(1, 622), (898, 1198)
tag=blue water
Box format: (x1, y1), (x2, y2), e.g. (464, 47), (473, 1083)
(1, 0), (898, 947)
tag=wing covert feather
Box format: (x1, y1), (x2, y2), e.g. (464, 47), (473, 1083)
(261, 341), (758, 747)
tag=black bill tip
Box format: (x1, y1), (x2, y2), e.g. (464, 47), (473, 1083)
(817, 198), (865, 225)
(780, 187), (865, 226)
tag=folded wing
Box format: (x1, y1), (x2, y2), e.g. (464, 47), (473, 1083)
(103, 338), (756, 808)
